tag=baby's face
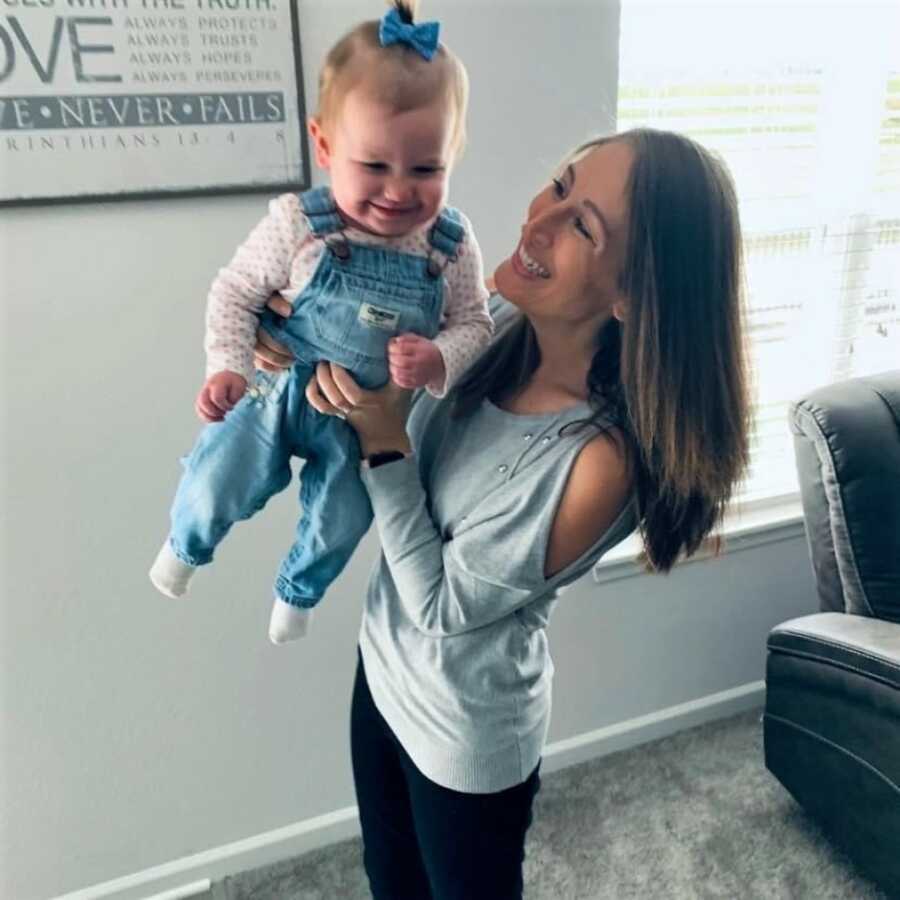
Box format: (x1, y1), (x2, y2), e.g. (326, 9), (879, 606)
(314, 89), (455, 237)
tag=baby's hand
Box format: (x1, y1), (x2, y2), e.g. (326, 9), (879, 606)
(195, 371), (248, 423)
(388, 333), (446, 390)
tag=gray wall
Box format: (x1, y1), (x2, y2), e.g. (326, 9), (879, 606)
(0, 2), (818, 898)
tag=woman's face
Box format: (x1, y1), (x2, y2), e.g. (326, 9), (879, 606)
(494, 140), (633, 326)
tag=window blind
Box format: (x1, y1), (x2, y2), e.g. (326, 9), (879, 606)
(617, 2), (899, 509)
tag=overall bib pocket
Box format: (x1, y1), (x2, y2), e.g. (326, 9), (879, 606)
(312, 268), (441, 361)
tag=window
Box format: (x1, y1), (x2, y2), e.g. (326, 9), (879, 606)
(617, 2), (900, 507)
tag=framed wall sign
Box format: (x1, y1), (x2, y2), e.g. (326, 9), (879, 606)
(0, 0), (309, 205)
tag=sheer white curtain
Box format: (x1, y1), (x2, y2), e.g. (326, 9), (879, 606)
(617, 1), (900, 508)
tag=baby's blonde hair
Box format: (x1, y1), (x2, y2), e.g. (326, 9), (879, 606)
(315, 1), (469, 159)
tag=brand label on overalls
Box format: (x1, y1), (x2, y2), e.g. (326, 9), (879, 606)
(358, 303), (400, 331)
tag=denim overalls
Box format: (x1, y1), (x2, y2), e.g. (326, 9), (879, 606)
(167, 186), (466, 608)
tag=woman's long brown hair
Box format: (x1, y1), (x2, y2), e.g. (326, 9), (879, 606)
(452, 128), (752, 574)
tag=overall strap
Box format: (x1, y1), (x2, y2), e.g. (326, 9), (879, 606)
(428, 207), (466, 259)
(298, 186), (345, 238)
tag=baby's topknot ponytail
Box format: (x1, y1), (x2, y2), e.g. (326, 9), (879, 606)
(393, 1), (417, 25)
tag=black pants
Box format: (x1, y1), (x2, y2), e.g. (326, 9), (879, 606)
(350, 651), (542, 900)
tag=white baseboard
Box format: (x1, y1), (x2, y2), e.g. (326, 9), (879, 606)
(52, 809), (362, 900)
(54, 680), (765, 900)
(541, 679), (765, 774)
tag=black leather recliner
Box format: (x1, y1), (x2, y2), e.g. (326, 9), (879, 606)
(763, 370), (900, 895)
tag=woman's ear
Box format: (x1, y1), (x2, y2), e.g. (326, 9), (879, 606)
(307, 117), (332, 170)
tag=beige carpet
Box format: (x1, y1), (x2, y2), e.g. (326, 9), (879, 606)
(207, 709), (888, 899)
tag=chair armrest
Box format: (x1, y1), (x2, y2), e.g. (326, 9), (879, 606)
(768, 612), (900, 689)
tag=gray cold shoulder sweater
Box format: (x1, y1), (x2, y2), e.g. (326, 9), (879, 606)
(358, 296), (639, 793)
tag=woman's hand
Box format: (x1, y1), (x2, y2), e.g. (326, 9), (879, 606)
(306, 361), (413, 458)
(253, 294), (295, 372)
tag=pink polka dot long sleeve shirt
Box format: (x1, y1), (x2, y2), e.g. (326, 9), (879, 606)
(204, 192), (494, 397)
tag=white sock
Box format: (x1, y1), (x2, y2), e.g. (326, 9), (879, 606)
(149, 541), (196, 598)
(268, 598), (313, 644)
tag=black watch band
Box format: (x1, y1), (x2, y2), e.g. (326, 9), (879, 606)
(367, 450), (407, 469)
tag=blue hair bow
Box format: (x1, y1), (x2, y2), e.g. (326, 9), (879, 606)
(378, 7), (440, 61)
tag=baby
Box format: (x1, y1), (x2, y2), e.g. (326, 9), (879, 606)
(150, 1), (492, 643)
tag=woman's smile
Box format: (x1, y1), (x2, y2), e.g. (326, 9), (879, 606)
(511, 241), (551, 280)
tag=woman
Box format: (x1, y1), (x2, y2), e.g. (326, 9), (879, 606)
(256, 128), (750, 899)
